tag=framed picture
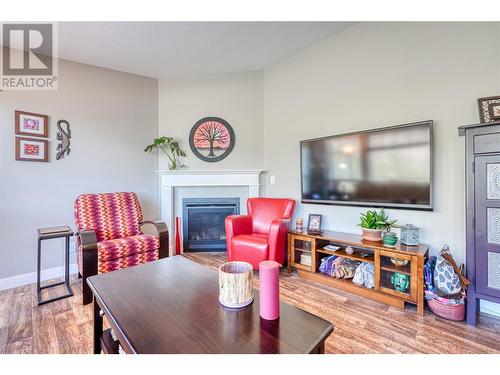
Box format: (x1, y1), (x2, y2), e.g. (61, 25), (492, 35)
(307, 214), (322, 233)
(15, 137), (49, 162)
(477, 96), (500, 123)
(488, 102), (500, 121)
(189, 117), (235, 162)
(15, 110), (48, 138)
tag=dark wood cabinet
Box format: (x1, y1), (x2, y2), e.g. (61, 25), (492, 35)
(459, 121), (500, 325)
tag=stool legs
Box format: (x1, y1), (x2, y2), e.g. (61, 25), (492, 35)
(65, 236), (70, 286)
(37, 235), (74, 305)
(36, 238), (42, 304)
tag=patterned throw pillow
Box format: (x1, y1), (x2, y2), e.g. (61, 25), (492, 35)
(433, 247), (461, 297)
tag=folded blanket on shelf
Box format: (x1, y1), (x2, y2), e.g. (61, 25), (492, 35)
(353, 262), (375, 288)
(334, 258), (360, 279)
(319, 255), (338, 276)
(330, 257), (343, 277)
(319, 256), (361, 279)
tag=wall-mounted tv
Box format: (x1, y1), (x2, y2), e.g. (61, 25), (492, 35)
(300, 120), (433, 211)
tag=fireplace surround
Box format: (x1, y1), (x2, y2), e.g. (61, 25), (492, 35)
(159, 170), (263, 254)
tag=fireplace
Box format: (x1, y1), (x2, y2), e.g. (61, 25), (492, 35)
(182, 198), (240, 252)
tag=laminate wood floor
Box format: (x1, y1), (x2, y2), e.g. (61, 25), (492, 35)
(1, 252), (499, 354)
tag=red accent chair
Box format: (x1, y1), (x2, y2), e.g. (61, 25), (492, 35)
(74, 192), (169, 305)
(225, 198), (295, 270)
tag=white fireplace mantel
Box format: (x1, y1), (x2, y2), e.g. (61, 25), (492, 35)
(158, 170), (263, 252)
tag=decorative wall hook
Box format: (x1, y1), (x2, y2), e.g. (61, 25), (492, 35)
(56, 120), (71, 160)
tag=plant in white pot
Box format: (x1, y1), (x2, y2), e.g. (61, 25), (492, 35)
(358, 208), (397, 242)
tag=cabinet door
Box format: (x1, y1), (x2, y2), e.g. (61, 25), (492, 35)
(378, 250), (417, 302)
(291, 235), (314, 271)
(475, 155), (500, 298)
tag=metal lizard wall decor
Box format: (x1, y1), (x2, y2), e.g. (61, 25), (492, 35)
(56, 120), (71, 160)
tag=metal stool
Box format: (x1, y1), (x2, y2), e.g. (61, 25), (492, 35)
(37, 226), (74, 305)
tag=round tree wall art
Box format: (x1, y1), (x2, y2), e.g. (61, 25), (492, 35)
(189, 117), (235, 162)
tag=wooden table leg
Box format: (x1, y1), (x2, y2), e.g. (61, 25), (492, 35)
(318, 341), (325, 354)
(93, 300), (103, 354)
(310, 341), (325, 354)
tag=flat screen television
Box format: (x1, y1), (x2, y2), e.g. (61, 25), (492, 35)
(300, 120), (433, 210)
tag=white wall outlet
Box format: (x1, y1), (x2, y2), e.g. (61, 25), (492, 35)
(270, 175), (276, 184)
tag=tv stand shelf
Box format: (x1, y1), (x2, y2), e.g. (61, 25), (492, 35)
(287, 230), (429, 316)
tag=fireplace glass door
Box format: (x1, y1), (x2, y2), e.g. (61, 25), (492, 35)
(182, 198), (240, 252)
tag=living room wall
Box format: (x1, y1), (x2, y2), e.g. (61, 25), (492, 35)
(0, 57), (159, 283)
(262, 22), (500, 268)
(158, 71), (264, 171)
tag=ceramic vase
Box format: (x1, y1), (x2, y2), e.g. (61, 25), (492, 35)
(361, 228), (384, 242)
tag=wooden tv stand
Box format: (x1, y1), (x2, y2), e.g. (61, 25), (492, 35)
(287, 230), (429, 316)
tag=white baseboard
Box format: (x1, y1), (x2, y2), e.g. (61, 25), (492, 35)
(480, 300), (500, 318)
(0, 264), (78, 291)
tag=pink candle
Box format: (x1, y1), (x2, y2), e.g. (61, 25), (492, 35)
(259, 260), (280, 320)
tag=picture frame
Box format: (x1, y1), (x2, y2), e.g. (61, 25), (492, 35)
(15, 137), (49, 162)
(307, 214), (322, 233)
(477, 96), (500, 123)
(15, 110), (49, 138)
(488, 102), (500, 121)
(189, 117), (235, 162)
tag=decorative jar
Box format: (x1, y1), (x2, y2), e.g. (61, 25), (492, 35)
(296, 218), (303, 232)
(219, 261), (254, 308)
(400, 224), (420, 246)
(391, 272), (410, 292)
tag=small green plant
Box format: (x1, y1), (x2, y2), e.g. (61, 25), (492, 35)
(358, 208), (398, 232)
(144, 136), (186, 170)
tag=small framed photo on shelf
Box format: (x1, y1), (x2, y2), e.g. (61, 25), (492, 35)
(15, 110), (48, 138)
(307, 214), (322, 233)
(15, 137), (49, 162)
(477, 96), (500, 123)
(488, 102), (500, 121)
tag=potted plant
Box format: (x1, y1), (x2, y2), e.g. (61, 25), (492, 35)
(358, 208), (397, 242)
(380, 214), (400, 248)
(144, 136), (186, 170)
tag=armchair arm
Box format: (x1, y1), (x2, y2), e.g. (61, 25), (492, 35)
(225, 215), (252, 261)
(140, 221), (169, 258)
(268, 218), (291, 265)
(77, 229), (98, 305)
(79, 229), (97, 252)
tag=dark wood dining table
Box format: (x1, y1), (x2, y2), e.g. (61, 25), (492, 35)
(87, 256), (333, 354)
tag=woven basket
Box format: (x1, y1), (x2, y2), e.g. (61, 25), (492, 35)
(427, 299), (465, 321)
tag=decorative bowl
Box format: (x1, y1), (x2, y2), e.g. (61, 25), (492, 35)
(390, 257), (409, 267)
(383, 233), (398, 248)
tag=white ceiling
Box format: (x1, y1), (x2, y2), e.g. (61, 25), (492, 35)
(58, 22), (354, 79)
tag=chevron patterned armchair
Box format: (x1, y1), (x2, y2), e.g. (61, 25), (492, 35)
(74, 192), (169, 305)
